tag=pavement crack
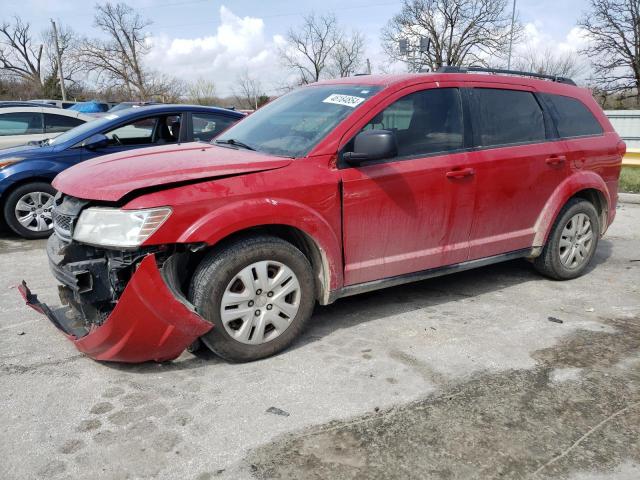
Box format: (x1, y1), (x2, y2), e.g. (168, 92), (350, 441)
(530, 400), (640, 477)
(0, 354), (84, 375)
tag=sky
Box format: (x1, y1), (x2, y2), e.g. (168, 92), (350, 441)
(3, 0), (593, 96)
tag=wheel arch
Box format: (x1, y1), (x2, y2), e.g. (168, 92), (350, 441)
(0, 174), (57, 203)
(200, 224), (334, 305)
(533, 171), (610, 249)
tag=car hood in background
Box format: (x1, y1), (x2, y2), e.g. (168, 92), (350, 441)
(0, 143), (55, 158)
(53, 143), (293, 202)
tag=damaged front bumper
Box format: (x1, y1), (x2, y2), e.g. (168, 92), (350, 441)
(19, 235), (212, 363)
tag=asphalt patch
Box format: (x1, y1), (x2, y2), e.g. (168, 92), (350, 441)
(245, 317), (640, 479)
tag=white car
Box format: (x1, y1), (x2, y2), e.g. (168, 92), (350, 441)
(0, 107), (93, 149)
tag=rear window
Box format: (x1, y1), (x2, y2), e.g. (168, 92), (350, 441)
(44, 113), (85, 133)
(540, 93), (604, 138)
(471, 88), (545, 147)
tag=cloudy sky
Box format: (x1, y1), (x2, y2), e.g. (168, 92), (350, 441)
(4, 0), (592, 95)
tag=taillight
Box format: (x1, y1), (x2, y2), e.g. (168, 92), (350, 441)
(617, 140), (627, 157)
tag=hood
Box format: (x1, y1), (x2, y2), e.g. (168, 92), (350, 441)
(53, 143), (292, 202)
(0, 143), (55, 158)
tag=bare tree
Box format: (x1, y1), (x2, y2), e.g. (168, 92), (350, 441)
(280, 13), (340, 84)
(0, 17), (44, 89)
(329, 30), (366, 77)
(382, 0), (520, 72)
(513, 47), (586, 79)
(79, 2), (152, 99)
(233, 70), (266, 109)
(187, 78), (218, 105)
(579, 0), (640, 100)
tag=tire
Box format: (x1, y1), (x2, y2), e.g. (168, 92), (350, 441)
(189, 235), (316, 362)
(533, 198), (600, 280)
(3, 182), (56, 239)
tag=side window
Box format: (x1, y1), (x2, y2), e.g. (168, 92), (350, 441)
(105, 117), (160, 146)
(541, 93), (604, 138)
(192, 114), (235, 142)
(0, 112), (43, 136)
(44, 114), (84, 134)
(471, 88), (545, 147)
(359, 87), (464, 158)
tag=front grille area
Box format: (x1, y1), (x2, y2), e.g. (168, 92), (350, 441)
(52, 210), (74, 240)
(51, 194), (89, 241)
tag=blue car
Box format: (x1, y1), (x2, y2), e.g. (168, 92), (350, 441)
(0, 104), (244, 238)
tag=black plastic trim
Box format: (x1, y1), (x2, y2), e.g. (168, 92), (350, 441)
(331, 248), (532, 301)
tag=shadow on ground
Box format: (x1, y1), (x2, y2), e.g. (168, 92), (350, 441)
(97, 239), (614, 375)
(245, 315), (640, 479)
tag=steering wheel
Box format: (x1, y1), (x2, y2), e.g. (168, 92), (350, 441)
(111, 133), (123, 146)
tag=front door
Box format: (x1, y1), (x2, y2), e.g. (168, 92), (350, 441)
(340, 85), (476, 286)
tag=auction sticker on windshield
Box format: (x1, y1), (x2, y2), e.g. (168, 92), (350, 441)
(322, 94), (366, 108)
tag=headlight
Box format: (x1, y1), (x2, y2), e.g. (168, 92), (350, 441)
(72, 207), (172, 248)
(0, 157), (24, 170)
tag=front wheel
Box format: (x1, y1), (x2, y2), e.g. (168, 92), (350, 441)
(3, 182), (56, 239)
(533, 198), (600, 280)
(189, 236), (316, 362)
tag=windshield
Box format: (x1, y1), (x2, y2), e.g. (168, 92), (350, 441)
(216, 85), (381, 157)
(49, 114), (119, 145)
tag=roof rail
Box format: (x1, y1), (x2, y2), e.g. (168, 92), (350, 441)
(436, 66), (576, 86)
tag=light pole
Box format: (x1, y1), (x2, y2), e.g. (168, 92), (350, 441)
(50, 19), (67, 101)
(507, 0), (517, 70)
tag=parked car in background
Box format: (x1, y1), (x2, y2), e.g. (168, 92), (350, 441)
(0, 104), (244, 238)
(20, 68), (623, 364)
(69, 101), (111, 114)
(0, 101), (60, 109)
(29, 99), (77, 109)
(0, 107), (93, 150)
(108, 101), (162, 113)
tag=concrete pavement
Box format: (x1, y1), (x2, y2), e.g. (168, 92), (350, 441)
(1, 203), (639, 479)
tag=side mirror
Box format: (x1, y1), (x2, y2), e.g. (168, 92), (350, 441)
(81, 133), (109, 150)
(343, 129), (397, 165)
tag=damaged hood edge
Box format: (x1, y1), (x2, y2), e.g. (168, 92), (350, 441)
(52, 143), (293, 202)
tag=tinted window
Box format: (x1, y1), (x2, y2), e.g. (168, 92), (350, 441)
(0, 112), (43, 136)
(44, 114), (84, 133)
(359, 88), (464, 157)
(471, 89), (545, 147)
(192, 114), (235, 142)
(541, 93), (603, 138)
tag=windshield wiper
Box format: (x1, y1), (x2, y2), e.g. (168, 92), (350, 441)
(215, 138), (255, 151)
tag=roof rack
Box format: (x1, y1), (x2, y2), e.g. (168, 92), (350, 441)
(436, 66), (576, 86)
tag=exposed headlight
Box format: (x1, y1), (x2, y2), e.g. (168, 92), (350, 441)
(0, 157), (24, 170)
(72, 207), (172, 248)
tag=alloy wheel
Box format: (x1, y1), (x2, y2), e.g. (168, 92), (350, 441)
(559, 212), (594, 269)
(14, 191), (55, 232)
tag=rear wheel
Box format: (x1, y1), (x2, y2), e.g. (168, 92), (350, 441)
(533, 198), (600, 280)
(189, 236), (315, 362)
(3, 182), (56, 239)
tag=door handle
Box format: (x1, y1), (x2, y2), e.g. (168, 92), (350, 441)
(545, 155), (566, 166)
(446, 168), (475, 179)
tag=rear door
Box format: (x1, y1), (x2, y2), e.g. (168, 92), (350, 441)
(188, 113), (238, 142)
(340, 84), (476, 285)
(464, 84), (569, 260)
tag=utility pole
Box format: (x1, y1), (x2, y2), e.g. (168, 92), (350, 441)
(507, 0), (517, 70)
(50, 19), (67, 101)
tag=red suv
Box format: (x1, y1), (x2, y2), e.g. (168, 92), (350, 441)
(21, 68), (624, 363)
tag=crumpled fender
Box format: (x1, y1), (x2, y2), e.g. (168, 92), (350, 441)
(21, 254), (212, 363)
(177, 197), (344, 295)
